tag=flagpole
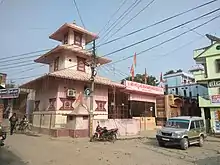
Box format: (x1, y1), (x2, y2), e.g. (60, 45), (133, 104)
(144, 68), (147, 84)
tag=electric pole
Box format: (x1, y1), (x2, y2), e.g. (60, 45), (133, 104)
(89, 40), (96, 138)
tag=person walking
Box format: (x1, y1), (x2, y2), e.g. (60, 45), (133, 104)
(9, 113), (18, 135)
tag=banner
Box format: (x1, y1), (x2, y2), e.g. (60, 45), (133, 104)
(210, 95), (220, 104)
(214, 110), (220, 133)
(0, 88), (20, 99)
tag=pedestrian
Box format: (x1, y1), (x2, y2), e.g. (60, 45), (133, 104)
(9, 113), (18, 135)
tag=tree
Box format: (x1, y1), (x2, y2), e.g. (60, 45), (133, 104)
(122, 74), (159, 86)
(164, 70), (175, 76)
(176, 69), (183, 73)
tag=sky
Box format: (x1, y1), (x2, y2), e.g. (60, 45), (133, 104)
(0, 0), (220, 85)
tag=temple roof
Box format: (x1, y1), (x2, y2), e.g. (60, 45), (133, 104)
(34, 44), (111, 65)
(49, 23), (98, 44)
(20, 69), (125, 89)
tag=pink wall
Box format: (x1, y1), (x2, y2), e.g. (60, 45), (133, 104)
(93, 86), (108, 119)
(57, 82), (108, 119)
(35, 85), (58, 111)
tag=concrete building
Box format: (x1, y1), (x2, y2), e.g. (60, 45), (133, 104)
(190, 34), (220, 134)
(20, 22), (164, 138)
(164, 71), (208, 99)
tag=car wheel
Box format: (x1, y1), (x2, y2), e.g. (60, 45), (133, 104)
(180, 138), (188, 150)
(158, 141), (165, 147)
(199, 135), (204, 147)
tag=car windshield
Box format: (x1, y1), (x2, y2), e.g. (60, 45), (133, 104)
(165, 119), (189, 129)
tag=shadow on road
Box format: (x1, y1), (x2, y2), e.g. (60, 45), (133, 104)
(15, 132), (41, 137)
(196, 155), (220, 165)
(142, 138), (183, 150)
(0, 147), (26, 165)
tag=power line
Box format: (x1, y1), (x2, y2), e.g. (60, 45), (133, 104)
(73, 0), (86, 29)
(102, 8), (220, 58)
(98, 0), (142, 43)
(108, 13), (220, 65)
(8, 14), (219, 81)
(154, 26), (220, 60)
(0, 49), (50, 62)
(98, 0), (128, 36)
(0, 59), (37, 67)
(9, 65), (46, 76)
(0, 63), (37, 70)
(1, 0), (217, 62)
(182, 25), (204, 37)
(2, 6), (219, 72)
(97, 0), (219, 48)
(2, 8), (219, 71)
(103, 0), (156, 43)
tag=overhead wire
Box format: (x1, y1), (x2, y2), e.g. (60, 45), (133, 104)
(98, 0), (143, 44)
(103, 0), (156, 43)
(98, 0), (128, 36)
(108, 13), (220, 66)
(1, 0), (217, 62)
(9, 14), (220, 81)
(4, 8), (220, 74)
(101, 8), (220, 58)
(2, 5), (219, 69)
(96, 0), (219, 48)
(73, 0), (86, 28)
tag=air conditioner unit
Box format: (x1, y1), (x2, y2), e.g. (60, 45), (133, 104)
(67, 89), (76, 97)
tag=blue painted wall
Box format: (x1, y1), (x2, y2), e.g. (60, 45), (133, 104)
(165, 75), (182, 87)
(164, 72), (208, 98)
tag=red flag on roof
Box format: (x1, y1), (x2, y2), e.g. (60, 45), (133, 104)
(133, 52), (137, 67)
(130, 64), (134, 81)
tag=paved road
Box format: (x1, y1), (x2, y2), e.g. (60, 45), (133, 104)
(1, 133), (220, 165)
(0, 147), (26, 165)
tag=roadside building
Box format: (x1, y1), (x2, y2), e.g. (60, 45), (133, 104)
(190, 34), (220, 133)
(163, 70), (208, 117)
(20, 22), (164, 137)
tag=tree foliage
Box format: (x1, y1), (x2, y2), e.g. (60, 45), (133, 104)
(122, 74), (159, 86)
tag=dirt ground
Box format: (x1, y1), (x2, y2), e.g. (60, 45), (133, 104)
(1, 133), (220, 165)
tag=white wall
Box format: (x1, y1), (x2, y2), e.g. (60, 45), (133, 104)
(93, 119), (140, 136)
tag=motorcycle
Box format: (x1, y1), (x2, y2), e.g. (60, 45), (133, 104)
(90, 124), (118, 142)
(17, 120), (32, 133)
(0, 125), (7, 147)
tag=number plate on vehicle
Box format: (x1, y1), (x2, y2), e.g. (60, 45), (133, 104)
(162, 138), (170, 141)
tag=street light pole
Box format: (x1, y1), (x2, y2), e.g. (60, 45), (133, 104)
(89, 40), (96, 138)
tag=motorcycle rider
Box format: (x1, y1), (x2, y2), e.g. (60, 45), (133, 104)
(20, 115), (28, 128)
(9, 113), (18, 135)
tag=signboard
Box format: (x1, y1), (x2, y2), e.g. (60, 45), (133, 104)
(214, 110), (220, 133)
(84, 88), (91, 96)
(129, 93), (156, 102)
(208, 79), (220, 88)
(124, 80), (164, 95)
(0, 73), (7, 88)
(210, 95), (220, 104)
(0, 88), (20, 99)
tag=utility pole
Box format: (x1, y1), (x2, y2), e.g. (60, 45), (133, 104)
(89, 40), (97, 138)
